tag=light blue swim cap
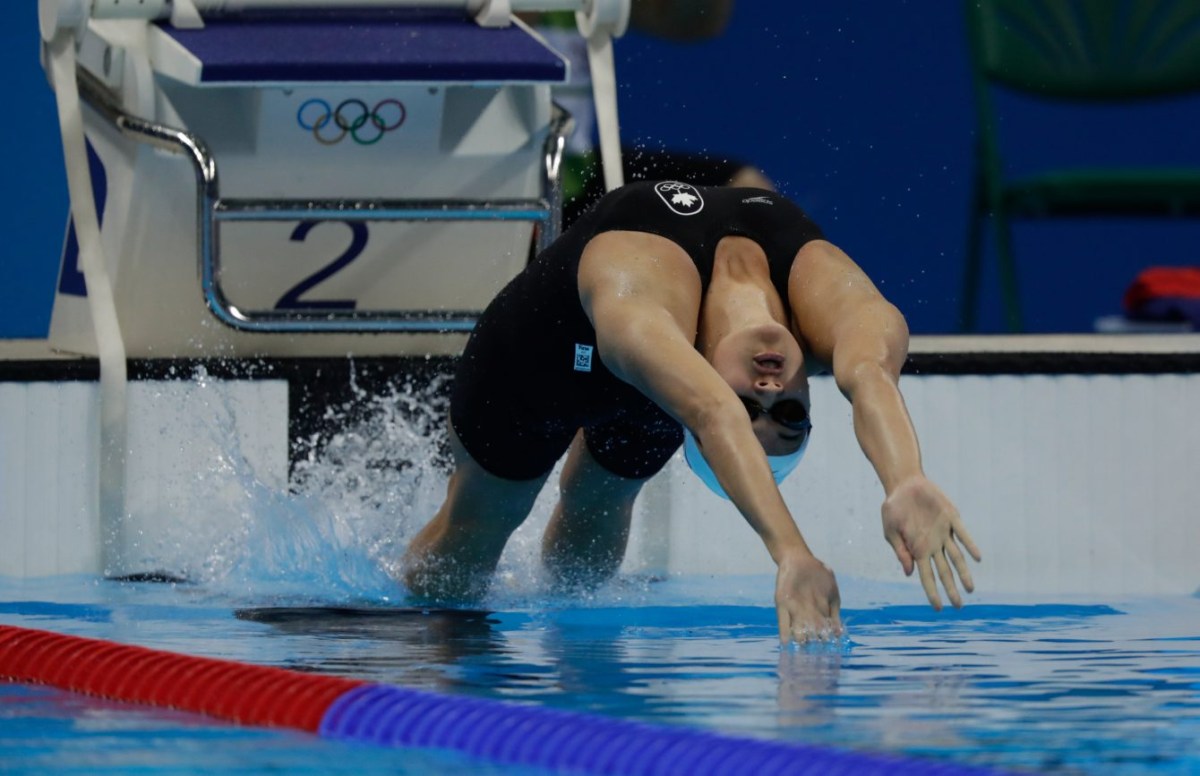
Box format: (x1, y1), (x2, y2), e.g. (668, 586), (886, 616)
(682, 427), (811, 500)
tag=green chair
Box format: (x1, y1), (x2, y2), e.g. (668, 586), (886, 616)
(960, 0), (1200, 332)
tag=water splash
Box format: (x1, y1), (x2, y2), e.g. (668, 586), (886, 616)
(149, 364), (451, 605)
(120, 362), (671, 611)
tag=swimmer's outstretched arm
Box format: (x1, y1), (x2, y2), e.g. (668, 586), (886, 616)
(578, 231), (842, 643)
(788, 240), (982, 609)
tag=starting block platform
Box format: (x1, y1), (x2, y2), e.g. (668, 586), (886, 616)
(157, 10), (567, 84)
(30, 0), (627, 576)
(42, 3), (616, 358)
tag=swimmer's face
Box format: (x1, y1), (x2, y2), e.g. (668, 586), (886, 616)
(709, 323), (811, 456)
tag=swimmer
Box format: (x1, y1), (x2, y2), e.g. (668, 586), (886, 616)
(402, 181), (981, 643)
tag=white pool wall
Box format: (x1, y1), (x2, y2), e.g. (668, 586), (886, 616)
(0, 379), (288, 577)
(638, 373), (1200, 597)
(1, 366), (1197, 597)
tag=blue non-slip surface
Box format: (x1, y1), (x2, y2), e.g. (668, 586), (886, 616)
(160, 11), (568, 84)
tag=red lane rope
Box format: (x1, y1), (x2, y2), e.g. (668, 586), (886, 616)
(0, 625), (365, 731)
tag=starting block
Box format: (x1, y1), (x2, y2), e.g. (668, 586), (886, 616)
(40, 0), (629, 358)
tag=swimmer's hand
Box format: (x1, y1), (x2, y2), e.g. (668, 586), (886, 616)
(774, 550), (843, 644)
(881, 474), (982, 610)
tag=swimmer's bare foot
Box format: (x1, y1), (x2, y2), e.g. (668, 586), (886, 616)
(401, 554), (491, 604)
(542, 548), (619, 597)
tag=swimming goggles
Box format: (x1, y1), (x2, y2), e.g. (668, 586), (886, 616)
(739, 397), (812, 438)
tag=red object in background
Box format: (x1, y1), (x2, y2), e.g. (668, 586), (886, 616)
(1122, 267), (1200, 324)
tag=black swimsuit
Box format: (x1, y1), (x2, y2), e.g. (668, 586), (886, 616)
(451, 181), (825, 480)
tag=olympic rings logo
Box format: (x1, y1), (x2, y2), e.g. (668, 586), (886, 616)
(297, 98), (407, 146)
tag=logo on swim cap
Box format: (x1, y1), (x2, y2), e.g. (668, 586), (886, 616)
(654, 181), (704, 216)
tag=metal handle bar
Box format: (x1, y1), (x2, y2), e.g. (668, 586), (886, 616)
(77, 67), (572, 334)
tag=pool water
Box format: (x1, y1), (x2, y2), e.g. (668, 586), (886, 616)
(0, 574), (1197, 774)
(0, 683), (528, 775)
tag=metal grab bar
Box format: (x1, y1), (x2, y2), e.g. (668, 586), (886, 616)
(77, 67), (572, 334)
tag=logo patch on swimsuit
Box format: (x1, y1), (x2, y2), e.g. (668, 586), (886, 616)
(741, 196), (774, 205)
(654, 181), (705, 216)
(574, 343), (594, 372)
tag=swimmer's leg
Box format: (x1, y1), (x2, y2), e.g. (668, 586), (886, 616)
(403, 424), (550, 602)
(541, 430), (650, 591)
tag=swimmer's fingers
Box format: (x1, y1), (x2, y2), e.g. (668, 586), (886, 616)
(953, 519), (983, 563)
(916, 556), (942, 611)
(777, 605), (791, 644)
(819, 585), (843, 638)
(775, 554), (842, 644)
(946, 541), (975, 594)
(783, 617), (843, 644)
(778, 598), (840, 644)
(786, 603), (821, 644)
(933, 548), (962, 609)
(886, 532), (915, 576)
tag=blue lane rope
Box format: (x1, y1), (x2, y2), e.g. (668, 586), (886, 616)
(320, 684), (1005, 775)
